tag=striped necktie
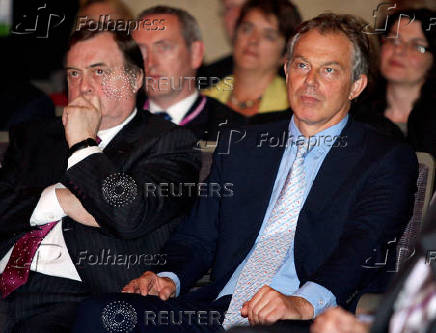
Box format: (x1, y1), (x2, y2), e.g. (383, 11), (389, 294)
(223, 141), (310, 329)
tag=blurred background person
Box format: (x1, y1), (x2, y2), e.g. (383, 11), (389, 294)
(203, 0), (301, 120)
(134, 6), (244, 141)
(197, 0), (247, 85)
(352, 8), (436, 159)
(77, 0), (133, 21)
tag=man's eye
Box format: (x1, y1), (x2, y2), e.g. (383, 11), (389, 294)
(68, 71), (79, 78)
(296, 62), (308, 70)
(325, 67), (335, 73)
(95, 68), (105, 75)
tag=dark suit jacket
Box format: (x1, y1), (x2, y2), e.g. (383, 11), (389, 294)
(157, 117), (418, 310)
(371, 197), (436, 333)
(0, 110), (201, 294)
(178, 95), (245, 141)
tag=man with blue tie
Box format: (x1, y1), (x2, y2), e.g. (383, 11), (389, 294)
(73, 13), (418, 332)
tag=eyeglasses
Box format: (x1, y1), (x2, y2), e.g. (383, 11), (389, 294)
(382, 35), (430, 56)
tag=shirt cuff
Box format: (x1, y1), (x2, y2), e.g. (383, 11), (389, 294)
(67, 146), (102, 169)
(157, 272), (181, 297)
(292, 281), (337, 318)
(30, 183), (67, 226)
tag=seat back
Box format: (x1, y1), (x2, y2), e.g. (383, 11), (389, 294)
(0, 131), (9, 167)
(395, 152), (435, 271)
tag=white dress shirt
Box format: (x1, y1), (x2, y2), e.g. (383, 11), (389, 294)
(0, 109), (137, 281)
(149, 91), (199, 125)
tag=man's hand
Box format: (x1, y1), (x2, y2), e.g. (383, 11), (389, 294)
(63, 95), (102, 147)
(311, 307), (370, 333)
(241, 285), (314, 326)
(122, 271), (176, 301)
(56, 188), (99, 227)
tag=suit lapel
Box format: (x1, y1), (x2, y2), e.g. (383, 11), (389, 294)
(231, 122), (289, 269)
(181, 95), (203, 122)
(301, 118), (364, 215)
(101, 110), (153, 170)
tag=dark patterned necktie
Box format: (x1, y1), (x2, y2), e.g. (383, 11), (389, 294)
(0, 221), (58, 298)
(154, 111), (172, 121)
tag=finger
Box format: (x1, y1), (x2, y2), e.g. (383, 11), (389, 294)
(88, 94), (101, 112)
(137, 276), (153, 296)
(159, 286), (173, 301)
(241, 302), (249, 318)
(259, 306), (280, 325)
(122, 279), (138, 293)
(248, 286), (270, 325)
(68, 96), (89, 108)
(253, 298), (274, 326)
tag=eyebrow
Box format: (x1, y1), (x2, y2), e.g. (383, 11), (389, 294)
(293, 56), (344, 68)
(65, 63), (109, 71)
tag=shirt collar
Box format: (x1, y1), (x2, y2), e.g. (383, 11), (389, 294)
(97, 108), (137, 149)
(149, 91), (199, 125)
(288, 114), (349, 156)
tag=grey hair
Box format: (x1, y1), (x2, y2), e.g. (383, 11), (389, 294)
(286, 13), (369, 82)
(137, 6), (202, 47)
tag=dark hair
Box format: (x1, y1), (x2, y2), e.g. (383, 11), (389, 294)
(384, 8), (436, 97)
(68, 24), (145, 104)
(137, 6), (202, 47)
(287, 13), (370, 82)
(235, 0), (302, 54)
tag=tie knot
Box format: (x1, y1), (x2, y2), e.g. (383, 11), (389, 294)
(296, 140), (311, 157)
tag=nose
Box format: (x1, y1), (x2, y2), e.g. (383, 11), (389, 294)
(145, 50), (157, 72)
(247, 30), (259, 45)
(80, 73), (95, 96)
(304, 69), (318, 88)
(393, 40), (407, 56)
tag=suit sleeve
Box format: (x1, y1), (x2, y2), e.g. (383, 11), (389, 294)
(153, 134), (228, 294)
(309, 143), (418, 307)
(64, 126), (201, 240)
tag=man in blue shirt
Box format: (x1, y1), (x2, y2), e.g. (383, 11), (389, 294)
(72, 12), (418, 333)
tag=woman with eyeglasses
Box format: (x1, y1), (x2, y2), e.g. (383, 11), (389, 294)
(353, 8), (436, 158)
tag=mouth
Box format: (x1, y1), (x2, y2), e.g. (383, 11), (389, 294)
(300, 95), (320, 105)
(388, 59), (405, 68)
(242, 49), (258, 57)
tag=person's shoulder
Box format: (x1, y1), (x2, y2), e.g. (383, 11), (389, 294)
(9, 116), (63, 139)
(215, 119), (290, 152)
(350, 119), (416, 159)
(137, 110), (197, 144)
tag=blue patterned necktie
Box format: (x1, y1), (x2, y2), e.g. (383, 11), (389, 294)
(223, 141), (310, 329)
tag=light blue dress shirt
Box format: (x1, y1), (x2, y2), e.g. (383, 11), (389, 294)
(160, 114), (349, 317)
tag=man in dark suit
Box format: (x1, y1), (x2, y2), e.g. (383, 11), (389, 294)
(0, 24), (200, 332)
(72, 13), (418, 333)
(133, 6), (245, 141)
(310, 194), (436, 333)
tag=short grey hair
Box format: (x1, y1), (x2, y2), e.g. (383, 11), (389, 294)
(137, 6), (202, 47)
(286, 13), (369, 82)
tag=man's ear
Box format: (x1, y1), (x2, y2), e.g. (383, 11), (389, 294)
(284, 61), (290, 84)
(132, 69), (144, 94)
(190, 41), (205, 70)
(349, 74), (368, 100)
